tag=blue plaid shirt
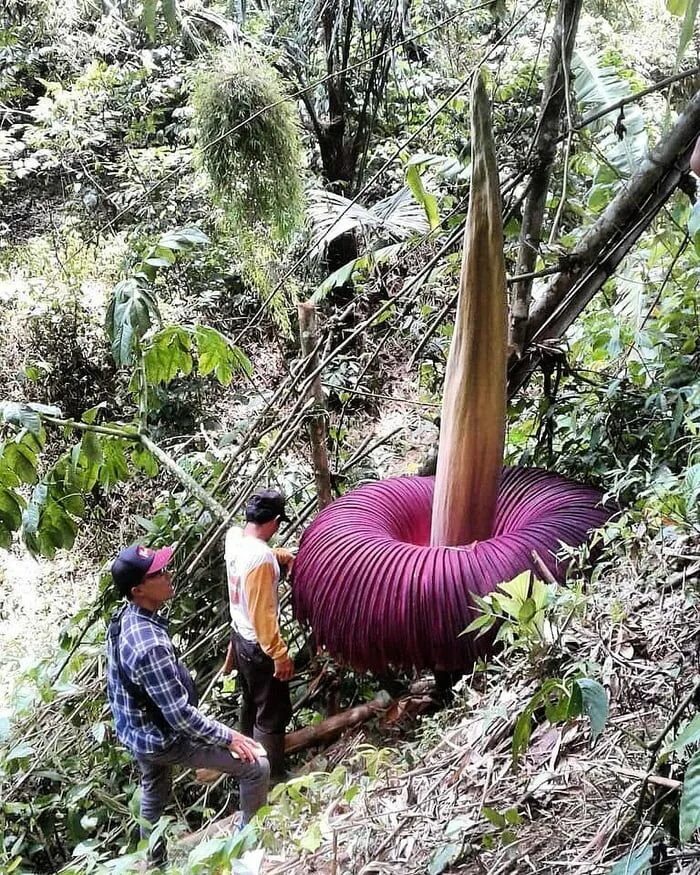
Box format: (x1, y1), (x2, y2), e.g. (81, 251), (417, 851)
(106, 604), (233, 757)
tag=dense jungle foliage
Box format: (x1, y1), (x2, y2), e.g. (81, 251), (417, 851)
(2, 0), (700, 872)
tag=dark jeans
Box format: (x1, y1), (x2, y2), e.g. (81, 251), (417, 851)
(135, 736), (270, 845)
(231, 631), (292, 736)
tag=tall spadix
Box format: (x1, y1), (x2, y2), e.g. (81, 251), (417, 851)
(431, 73), (507, 547)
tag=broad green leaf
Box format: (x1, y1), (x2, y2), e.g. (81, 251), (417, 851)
(298, 821), (323, 852)
(576, 678), (608, 742)
(80, 431), (103, 468)
(406, 164), (440, 230)
(194, 326), (251, 385)
(0, 487), (24, 530)
(677, 0), (700, 62)
(667, 0), (688, 13)
(4, 442), (38, 485)
(499, 571), (531, 602)
(81, 403), (106, 425)
(100, 439), (131, 490)
(681, 750), (700, 842)
(144, 326), (193, 384)
(0, 524), (12, 548)
(131, 446), (159, 477)
(107, 279), (161, 366)
(566, 680), (583, 719)
(666, 714), (700, 753)
(62, 493), (86, 518)
(688, 202), (700, 238)
(314, 259), (358, 300)
(609, 842), (652, 875)
(158, 226), (209, 250)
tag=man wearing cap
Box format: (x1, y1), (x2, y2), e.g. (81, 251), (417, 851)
(223, 489), (295, 780)
(106, 543), (269, 864)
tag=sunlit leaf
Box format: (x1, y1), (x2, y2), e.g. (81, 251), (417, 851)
(681, 750), (700, 843)
(575, 678), (608, 742)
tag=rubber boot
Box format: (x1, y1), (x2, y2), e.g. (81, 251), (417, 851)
(253, 729), (287, 783)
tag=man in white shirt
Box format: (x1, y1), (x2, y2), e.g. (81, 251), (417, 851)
(223, 489), (295, 779)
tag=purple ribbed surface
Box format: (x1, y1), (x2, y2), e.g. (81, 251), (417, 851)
(292, 469), (611, 672)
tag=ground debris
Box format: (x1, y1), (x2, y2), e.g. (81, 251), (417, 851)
(258, 540), (700, 874)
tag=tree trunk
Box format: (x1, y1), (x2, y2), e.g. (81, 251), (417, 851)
(508, 86), (700, 395)
(510, 0), (583, 355)
(298, 302), (333, 510)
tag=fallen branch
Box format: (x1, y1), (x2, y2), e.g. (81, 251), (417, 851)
(285, 691), (392, 754)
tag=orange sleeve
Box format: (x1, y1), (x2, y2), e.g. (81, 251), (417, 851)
(272, 548), (295, 568)
(244, 562), (288, 660)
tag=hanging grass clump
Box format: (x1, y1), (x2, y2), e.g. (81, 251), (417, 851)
(191, 45), (304, 240)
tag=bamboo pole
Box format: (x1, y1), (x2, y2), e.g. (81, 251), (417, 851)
(298, 302), (333, 510)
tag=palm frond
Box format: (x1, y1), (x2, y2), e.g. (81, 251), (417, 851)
(307, 187), (429, 257)
(572, 51), (647, 178)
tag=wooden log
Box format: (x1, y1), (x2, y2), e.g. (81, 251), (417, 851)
(284, 691), (392, 754)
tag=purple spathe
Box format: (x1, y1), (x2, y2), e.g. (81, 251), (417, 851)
(292, 469), (612, 672)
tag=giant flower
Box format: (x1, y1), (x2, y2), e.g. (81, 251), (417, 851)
(293, 75), (610, 672)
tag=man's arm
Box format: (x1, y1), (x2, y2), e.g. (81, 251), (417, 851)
(272, 547), (295, 570)
(136, 644), (234, 746)
(244, 561), (294, 680)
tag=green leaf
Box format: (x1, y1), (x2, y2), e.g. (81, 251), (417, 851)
(681, 750), (700, 843)
(131, 446), (159, 477)
(406, 164), (440, 230)
(499, 571), (531, 602)
(161, 0), (179, 32)
(6, 742), (35, 761)
(428, 842), (461, 875)
(4, 442), (38, 485)
(0, 487), (24, 530)
(512, 708), (533, 765)
(667, 0), (688, 14)
(575, 678), (608, 742)
(142, 0), (157, 39)
(666, 714), (700, 753)
(81, 403), (106, 425)
(158, 226), (209, 250)
(518, 597), (537, 624)
(677, 0), (700, 61)
(80, 431), (103, 468)
(298, 821), (323, 852)
(464, 612), (495, 636)
(609, 842), (652, 875)
(482, 806), (507, 828)
(144, 326), (193, 384)
(107, 279), (161, 366)
(194, 326), (252, 385)
(0, 401), (42, 435)
(62, 493), (86, 518)
(100, 439), (131, 490)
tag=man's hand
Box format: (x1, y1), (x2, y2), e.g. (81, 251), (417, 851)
(228, 730), (264, 763)
(222, 641), (236, 676)
(274, 654), (295, 681)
